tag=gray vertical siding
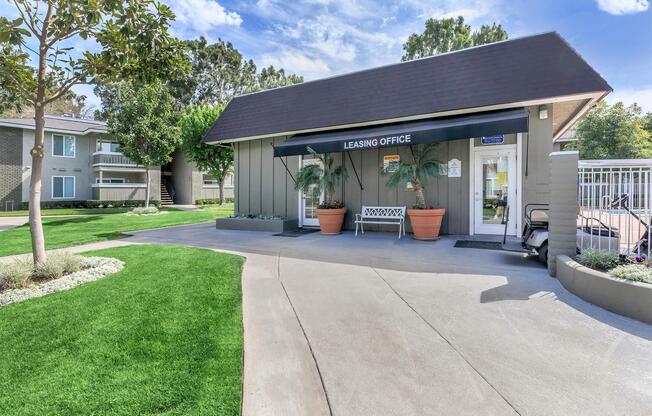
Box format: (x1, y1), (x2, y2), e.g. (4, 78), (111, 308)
(522, 105), (554, 212)
(232, 106), (552, 235)
(234, 137), (470, 234)
(235, 137), (298, 219)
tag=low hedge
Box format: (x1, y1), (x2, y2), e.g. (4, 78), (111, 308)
(18, 199), (161, 210)
(195, 197), (234, 205)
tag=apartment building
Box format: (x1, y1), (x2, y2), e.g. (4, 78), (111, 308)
(0, 115), (233, 210)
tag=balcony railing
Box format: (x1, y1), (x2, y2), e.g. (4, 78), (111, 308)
(92, 152), (143, 168)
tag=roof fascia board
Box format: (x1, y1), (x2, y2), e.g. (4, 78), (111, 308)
(207, 91), (606, 144)
(0, 121), (107, 135)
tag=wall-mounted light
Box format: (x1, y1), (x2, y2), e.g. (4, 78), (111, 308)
(538, 105), (548, 120)
(23, 166), (31, 171)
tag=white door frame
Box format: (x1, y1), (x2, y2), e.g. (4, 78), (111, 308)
(468, 136), (523, 236)
(298, 155), (323, 227)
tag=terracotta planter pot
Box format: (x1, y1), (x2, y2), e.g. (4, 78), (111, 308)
(407, 208), (446, 240)
(316, 207), (346, 235)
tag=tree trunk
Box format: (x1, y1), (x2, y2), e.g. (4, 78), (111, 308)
(145, 168), (151, 208)
(29, 8), (53, 266)
(29, 104), (47, 265)
(218, 180), (225, 205)
(414, 183), (426, 209)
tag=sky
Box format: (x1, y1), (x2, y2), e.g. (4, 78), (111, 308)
(2, 0), (651, 112)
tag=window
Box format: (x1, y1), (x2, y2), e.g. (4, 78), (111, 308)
(95, 178), (125, 184)
(96, 140), (121, 153)
(52, 176), (75, 199)
(203, 174), (234, 187)
(203, 175), (219, 186)
(52, 135), (75, 157)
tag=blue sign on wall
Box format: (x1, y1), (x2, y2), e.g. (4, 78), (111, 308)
(481, 135), (504, 145)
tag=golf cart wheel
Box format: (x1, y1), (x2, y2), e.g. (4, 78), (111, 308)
(538, 243), (548, 264)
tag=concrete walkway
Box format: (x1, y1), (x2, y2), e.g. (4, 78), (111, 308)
(0, 216), (28, 231)
(126, 223), (652, 416)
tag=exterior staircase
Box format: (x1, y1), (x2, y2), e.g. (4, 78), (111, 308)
(160, 182), (174, 205)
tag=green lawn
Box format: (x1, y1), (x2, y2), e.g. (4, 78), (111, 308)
(0, 204), (235, 217)
(0, 207), (136, 216)
(198, 203), (235, 218)
(0, 244), (243, 416)
(0, 210), (218, 257)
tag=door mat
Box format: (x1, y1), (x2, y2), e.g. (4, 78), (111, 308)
(273, 228), (320, 237)
(454, 240), (504, 250)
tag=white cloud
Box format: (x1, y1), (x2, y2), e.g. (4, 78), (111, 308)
(595, 0), (649, 15)
(166, 0), (242, 35)
(607, 86), (652, 112)
(259, 49), (331, 80)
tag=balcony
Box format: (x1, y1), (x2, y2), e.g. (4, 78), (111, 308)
(92, 183), (148, 200)
(92, 152), (145, 171)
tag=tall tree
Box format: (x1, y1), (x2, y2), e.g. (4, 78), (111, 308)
(401, 17), (508, 61)
(2, 87), (88, 118)
(104, 81), (181, 207)
(179, 104), (233, 204)
(0, 1), (188, 264)
(169, 37), (303, 106)
(254, 65), (304, 92)
(643, 112), (652, 134)
(574, 101), (652, 159)
(169, 37), (257, 106)
(0, 45), (29, 115)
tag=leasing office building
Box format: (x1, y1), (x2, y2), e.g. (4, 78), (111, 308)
(204, 32), (611, 236)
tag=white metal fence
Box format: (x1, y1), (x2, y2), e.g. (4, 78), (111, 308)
(578, 159), (652, 257)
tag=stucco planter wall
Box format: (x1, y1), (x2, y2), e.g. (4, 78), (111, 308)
(215, 217), (298, 233)
(557, 255), (652, 325)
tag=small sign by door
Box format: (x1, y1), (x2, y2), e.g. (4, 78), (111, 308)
(447, 158), (461, 177)
(481, 135), (504, 145)
(383, 155), (400, 172)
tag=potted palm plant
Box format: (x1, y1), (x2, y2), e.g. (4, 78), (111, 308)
(295, 147), (349, 234)
(381, 143), (447, 240)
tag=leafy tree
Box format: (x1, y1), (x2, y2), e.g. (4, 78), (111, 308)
(0, 1), (188, 264)
(104, 81), (181, 208)
(2, 87), (88, 118)
(169, 37), (257, 106)
(169, 37), (303, 106)
(380, 143), (447, 209)
(643, 112), (652, 134)
(575, 101), (652, 159)
(402, 17), (508, 61)
(179, 104), (234, 204)
(0, 45), (29, 115)
(254, 65), (304, 92)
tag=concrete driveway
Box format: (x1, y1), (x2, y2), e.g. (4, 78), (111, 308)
(127, 223), (652, 416)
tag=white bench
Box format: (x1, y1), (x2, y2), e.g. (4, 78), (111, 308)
(355, 206), (407, 238)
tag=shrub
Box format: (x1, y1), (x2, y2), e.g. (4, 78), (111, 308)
(18, 199), (161, 210)
(610, 264), (652, 284)
(575, 249), (621, 271)
(0, 257), (33, 290)
(0, 252), (85, 286)
(195, 197), (234, 205)
(129, 206), (160, 215)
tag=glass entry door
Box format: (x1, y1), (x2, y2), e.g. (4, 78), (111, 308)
(473, 147), (517, 235)
(300, 156), (322, 227)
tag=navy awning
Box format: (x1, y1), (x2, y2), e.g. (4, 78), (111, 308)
(273, 108), (528, 157)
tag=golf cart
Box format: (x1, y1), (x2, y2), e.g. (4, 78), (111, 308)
(521, 203), (622, 264)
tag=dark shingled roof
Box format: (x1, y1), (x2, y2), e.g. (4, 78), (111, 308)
(205, 32), (611, 143)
